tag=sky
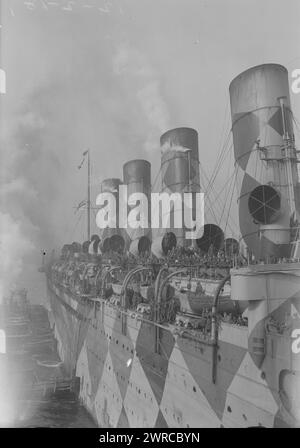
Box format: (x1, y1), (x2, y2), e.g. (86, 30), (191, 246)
(0, 0), (300, 302)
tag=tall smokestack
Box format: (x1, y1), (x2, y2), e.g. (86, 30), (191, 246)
(123, 159), (152, 256)
(160, 127), (201, 247)
(229, 64), (300, 259)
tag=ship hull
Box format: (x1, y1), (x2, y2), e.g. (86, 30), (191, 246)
(46, 275), (293, 428)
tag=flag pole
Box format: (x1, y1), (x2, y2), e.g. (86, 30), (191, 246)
(87, 149), (91, 241)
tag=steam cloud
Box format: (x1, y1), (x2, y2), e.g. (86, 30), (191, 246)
(0, 93), (64, 303)
(113, 43), (171, 154)
(0, 213), (34, 302)
(0, 11), (173, 303)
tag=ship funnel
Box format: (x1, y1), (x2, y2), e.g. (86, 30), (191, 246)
(160, 127), (201, 247)
(196, 224), (224, 254)
(123, 159), (152, 256)
(229, 64), (300, 259)
(98, 178), (126, 253)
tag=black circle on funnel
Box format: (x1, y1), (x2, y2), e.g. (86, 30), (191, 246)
(248, 185), (280, 224)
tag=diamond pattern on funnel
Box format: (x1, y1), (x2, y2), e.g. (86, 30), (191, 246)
(268, 107), (290, 137)
(163, 157), (196, 193)
(135, 322), (174, 405)
(242, 123), (282, 182)
(232, 112), (260, 171)
(257, 123), (283, 150)
(241, 147), (260, 183)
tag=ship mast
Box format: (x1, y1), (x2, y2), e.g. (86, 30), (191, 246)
(278, 97), (297, 216)
(278, 97), (300, 258)
(186, 148), (197, 248)
(87, 149), (91, 241)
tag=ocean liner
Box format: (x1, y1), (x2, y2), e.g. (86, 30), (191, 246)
(44, 64), (300, 428)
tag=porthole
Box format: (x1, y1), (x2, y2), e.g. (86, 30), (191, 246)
(193, 386), (197, 393)
(227, 406), (232, 413)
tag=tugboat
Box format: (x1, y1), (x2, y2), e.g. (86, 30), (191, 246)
(0, 288), (75, 426)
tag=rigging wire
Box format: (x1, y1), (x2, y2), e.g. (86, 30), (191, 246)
(205, 99), (232, 195)
(70, 209), (85, 242)
(199, 158), (239, 236)
(218, 146), (234, 222)
(206, 131), (233, 196)
(151, 164), (162, 192)
(218, 162), (236, 226)
(224, 166), (239, 235)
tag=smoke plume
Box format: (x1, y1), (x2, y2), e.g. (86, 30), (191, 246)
(0, 9), (173, 303)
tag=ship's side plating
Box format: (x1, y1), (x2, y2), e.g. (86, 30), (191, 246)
(47, 261), (300, 427)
